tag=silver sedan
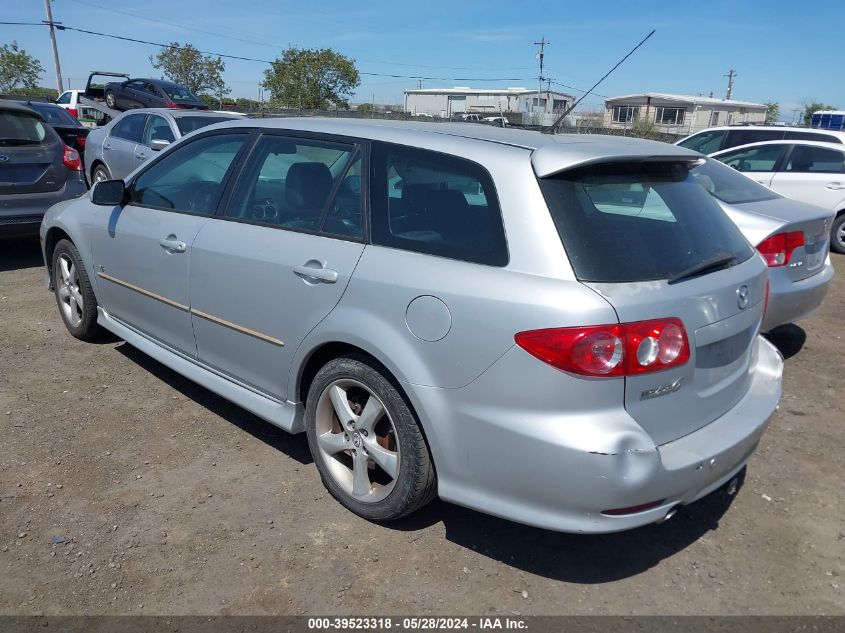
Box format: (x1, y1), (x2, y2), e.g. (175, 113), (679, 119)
(83, 108), (241, 185)
(691, 158), (834, 331)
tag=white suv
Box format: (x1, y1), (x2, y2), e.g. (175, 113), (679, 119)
(677, 125), (845, 155)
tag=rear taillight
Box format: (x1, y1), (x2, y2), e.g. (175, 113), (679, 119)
(515, 318), (690, 378)
(62, 145), (82, 171)
(67, 108), (78, 118)
(756, 231), (804, 267)
(165, 101), (188, 109)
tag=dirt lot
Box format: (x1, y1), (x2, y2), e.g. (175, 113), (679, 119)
(1, 238), (843, 616)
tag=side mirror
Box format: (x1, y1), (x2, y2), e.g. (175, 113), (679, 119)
(91, 179), (126, 206)
(150, 138), (170, 152)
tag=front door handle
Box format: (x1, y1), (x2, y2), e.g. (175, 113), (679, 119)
(826, 182), (845, 190)
(159, 236), (187, 253)
(293, 262), (338, 283)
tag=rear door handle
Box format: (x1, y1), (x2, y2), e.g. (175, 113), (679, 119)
(293, 262), (338, 283)
(159, 236), (187, 253)
(826, 182), (845, 190)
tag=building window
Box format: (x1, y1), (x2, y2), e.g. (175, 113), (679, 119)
(611, 105), (639, 123)
(553, 99), (567, 113)
(531, 98), (547, 108)
(709, 111), (720, 126)
(655, 107), (685, 125)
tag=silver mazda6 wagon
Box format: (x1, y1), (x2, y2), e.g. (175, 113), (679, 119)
(40, 119), (783, 533)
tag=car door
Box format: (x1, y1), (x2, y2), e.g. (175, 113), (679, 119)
(136, 114), (176, 167)
(714, 143), (789, 187)
(91, 131), (251, 356)
(122, 80), (148, 109)
(103, 113), (148, 180)
(768, 143), (845, 209)
(188, 132), (366, 400)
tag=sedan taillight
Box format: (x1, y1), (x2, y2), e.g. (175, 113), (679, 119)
(756, 231), (804, 267)
(62, 145), (82, 172)
(67, 108), (78, 118)
(514, 318), (690, 377)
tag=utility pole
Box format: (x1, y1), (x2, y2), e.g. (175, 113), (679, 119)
(417, 80), (423, 90)
(724, 69), (736, 100)
(43, 0), (63, 93)
(533, 37), (549, 116)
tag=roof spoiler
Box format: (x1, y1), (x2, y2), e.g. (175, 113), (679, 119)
(532, 141), (704, 178)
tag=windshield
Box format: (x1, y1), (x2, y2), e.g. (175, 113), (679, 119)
(0, 111), (51, 146)
(538, 161), (753, 283)
(175, 116), (234, 136)
(691, 158), (780, 205)
(27, 103), (81, 127)
(163, 84), (200, 102)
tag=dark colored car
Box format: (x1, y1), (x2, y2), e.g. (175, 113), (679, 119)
(0, 101), (86, 238)
(13, 100), (89, 157)
(104, 78), (209, 112)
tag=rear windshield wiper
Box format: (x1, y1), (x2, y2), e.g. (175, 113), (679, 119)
(667, 252), (737, 285)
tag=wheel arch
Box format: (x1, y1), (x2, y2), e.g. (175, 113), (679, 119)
(43, 226), (73, 278)
(293, 338), (442, 475)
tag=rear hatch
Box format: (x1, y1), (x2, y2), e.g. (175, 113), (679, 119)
(0, 108), (66, 196)
(537, 158), (767, 445)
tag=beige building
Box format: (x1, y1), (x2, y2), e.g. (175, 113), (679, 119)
(404, 87), (574, 124)
(603, 93), (767, 135)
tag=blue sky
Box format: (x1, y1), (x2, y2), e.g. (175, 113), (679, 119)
(3, 0), (842, 118)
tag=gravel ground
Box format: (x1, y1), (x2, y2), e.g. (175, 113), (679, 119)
(1, 238), (843, 616)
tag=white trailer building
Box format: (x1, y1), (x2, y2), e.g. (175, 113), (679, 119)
(603, 93), (768, 135)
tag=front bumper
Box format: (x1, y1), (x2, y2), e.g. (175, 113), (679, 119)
(762, 261), (834, 331)
(404, 335), (783, 533)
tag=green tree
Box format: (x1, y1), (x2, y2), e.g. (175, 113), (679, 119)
(803, 101), (837, 126)
(764, 102), (780, 123)
(150, 42), (228, 97)
(0, 41), (44, 93)
(263, 47), (360, 109)
(356, 102), (374, 113)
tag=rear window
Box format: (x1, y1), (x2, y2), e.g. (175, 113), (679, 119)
(175, 116), (234, 136)
(0, 110), (52, 146)
(691, 158), (779, 204)
(538, 161), (753, 283)
(27, 103), (81, 127)
(162, 84), (200, 103)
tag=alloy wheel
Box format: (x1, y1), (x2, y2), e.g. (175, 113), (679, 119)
(314, 378), (399, 503)
(56, 253), (83, 328)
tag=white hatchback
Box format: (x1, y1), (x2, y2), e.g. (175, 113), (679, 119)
(711, 140), (845, 253)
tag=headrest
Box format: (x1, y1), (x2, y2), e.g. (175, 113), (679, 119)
(286, 162), (333, 210)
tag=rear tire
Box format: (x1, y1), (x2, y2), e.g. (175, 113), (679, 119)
(305, 354), (437, 521)
(52, 239), (103, 341)
(105, 90), (117, 110)
(92, 163), (111, 184)
(831, 213), (845, 255)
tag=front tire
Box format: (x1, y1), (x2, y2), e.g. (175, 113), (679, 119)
(831, 213), (845, 255)
(52, 239), (102, 341)
(305, 355), (437, 521)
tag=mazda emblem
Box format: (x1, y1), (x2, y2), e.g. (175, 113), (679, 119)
(737, 284), (750, 309)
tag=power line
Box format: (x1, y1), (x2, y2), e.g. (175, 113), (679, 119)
(0, 21), (530, 82)
(548, 79), (607, 99)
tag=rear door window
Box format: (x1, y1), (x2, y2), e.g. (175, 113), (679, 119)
(224, 134), (361, 237)
(111, 114), (148, 143)
(784, 145), (845, 173)
(723, 129), (784, 149)
(370, 142), (508, 266)
(716, 144), (787, 172)
(538, 162), (753, 283)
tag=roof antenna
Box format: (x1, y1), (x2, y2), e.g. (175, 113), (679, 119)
(545, 29), (656, 134)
